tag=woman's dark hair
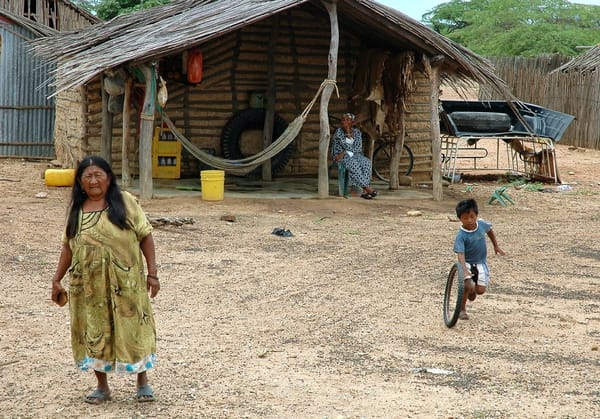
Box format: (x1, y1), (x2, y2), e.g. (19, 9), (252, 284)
(66, 156), (131, 238)
(455, 199), (478, 218)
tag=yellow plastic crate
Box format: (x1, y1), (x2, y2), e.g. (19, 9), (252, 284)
(152, 127), (181, 179)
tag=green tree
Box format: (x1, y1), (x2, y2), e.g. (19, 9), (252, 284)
(423, 0), (600, 56)
(71, 0), (171, 20)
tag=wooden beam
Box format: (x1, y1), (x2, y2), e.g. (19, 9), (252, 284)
(318, 0), (339, 198)
(138, 65), (156, 199)
(100, 75), (113, 166)
(430, 64), (443, 201)
(121, 75), (133, 188)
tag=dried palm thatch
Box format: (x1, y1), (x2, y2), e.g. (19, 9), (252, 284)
(30, 0), (513, 100)
(31, 0), (308, 93)
(550, 44), (600, 74)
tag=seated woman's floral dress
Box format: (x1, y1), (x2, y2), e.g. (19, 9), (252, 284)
(63, 191), (156, 374)
(332, 127), (372, 188)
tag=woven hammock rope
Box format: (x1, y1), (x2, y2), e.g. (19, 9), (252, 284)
(160, 79), (338, 176)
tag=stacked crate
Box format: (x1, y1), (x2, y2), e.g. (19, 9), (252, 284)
(152, 126), (181, 179)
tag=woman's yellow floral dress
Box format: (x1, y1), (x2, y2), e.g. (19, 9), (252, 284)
(63, 191), (156, 373)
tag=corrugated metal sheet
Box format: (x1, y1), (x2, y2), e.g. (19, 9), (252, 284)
(0, 18), (56, 157)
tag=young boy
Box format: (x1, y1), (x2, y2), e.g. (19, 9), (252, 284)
(454, 199), (505, 320)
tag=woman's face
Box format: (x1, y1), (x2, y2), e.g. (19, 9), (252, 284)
(80, 165), (110, 200)
(341, 116), (353, 131)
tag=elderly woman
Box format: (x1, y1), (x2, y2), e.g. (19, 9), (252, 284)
(51, 156), (159, 404)
(332, 113), (378, 199)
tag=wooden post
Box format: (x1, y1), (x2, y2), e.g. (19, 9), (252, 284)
(138, 65), (156, 200)
(262, 15), (279, 181)
(100, 75), (113, 166)
(121, 75), (133, 188)
(318, 0), (338, 198)
(430, 64), (443, 201)
(389, 114), (405, 190)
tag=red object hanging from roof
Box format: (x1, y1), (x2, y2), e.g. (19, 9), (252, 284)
(187, 50), (203, 84)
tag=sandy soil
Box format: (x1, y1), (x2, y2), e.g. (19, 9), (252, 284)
(1, 143), (599, 418)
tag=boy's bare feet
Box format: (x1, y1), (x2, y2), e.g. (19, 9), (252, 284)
(459, 310), (469, 320)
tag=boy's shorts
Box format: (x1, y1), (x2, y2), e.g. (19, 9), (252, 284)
(469, 262), (490, 287)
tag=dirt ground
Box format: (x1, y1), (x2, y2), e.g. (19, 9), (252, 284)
(1, 143), (599, 418)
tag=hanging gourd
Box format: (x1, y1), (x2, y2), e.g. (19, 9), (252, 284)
(187, 49), (203, 84)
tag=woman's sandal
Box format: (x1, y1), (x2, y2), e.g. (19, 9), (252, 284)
(84, 388), (112, 404)
(370, 190), (378, 197)
(360, 193), (373, 200)
(136, 384), (156, 403)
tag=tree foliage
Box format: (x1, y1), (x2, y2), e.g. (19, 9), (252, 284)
(423, 0), (600, 57)
(72, 0), (170, 20)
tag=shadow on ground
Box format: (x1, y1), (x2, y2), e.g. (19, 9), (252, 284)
(126, 176), (434, 200)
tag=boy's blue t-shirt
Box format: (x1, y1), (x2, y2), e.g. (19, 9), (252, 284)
(453, 219), (492, 264)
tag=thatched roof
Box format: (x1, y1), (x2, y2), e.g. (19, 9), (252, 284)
(0, 9), (58, 37)
(551, 44), (600, 74)
(31, 0), (511, 97)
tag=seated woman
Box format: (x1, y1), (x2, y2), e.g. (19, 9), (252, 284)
(332, 113), (378, 199)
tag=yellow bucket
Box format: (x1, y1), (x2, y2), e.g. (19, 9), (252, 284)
(200, 170), (225, 201)
(45, 168), (76, 187)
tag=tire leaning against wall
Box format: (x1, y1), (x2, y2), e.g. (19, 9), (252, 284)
(221, 109), (292, 178)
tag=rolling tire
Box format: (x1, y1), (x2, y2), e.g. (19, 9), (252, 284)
(443, 263), (465, 328)
(221, 109), (292, 178)
(449, 112), (512, 133)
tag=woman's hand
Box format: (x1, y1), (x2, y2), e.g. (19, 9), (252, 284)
(51, 279), (68, 306)
(334, 151), (345, 162)
(140, 234), (159, 297)
(146, 275), (160, 298)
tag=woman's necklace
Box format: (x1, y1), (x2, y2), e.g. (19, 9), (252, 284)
(83, 199), (107, 213)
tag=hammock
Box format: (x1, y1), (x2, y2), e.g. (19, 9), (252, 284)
(160, 79), (338, 176)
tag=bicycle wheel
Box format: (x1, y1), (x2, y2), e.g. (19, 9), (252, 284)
(372, 142), (414, 182)
(443, 263), (465, 328)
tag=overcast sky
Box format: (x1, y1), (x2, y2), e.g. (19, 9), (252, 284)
(376, 0), (600, 21)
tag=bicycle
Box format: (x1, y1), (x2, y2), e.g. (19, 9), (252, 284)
(370, 134), (414, 182)
(443, 263), (478, 328)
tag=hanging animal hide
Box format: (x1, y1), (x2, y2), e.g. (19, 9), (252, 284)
(382, 52), (416, 132)
(352, 46), (371, 99)
(352, 49), (417, 137)
(352, 48), (388, 102)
